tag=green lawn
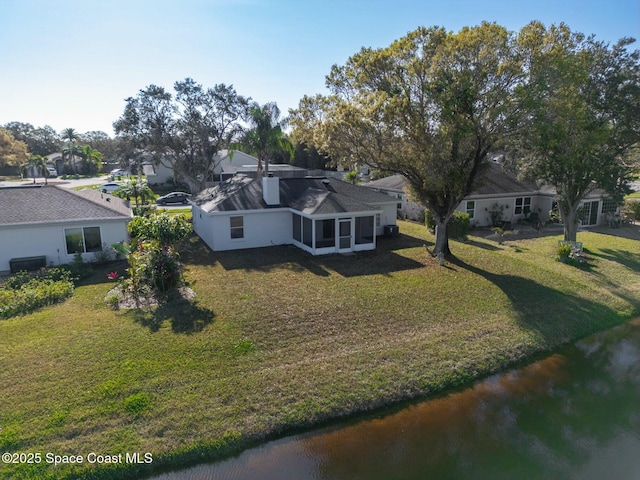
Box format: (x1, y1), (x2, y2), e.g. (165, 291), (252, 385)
(1, 221), (638, 479)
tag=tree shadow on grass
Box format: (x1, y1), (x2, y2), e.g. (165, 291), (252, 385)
(128, 298), (215, 334)
(589, 248), (640, 273)
(449, 256), (627, 344)
(461, 237), (502, 251)
(209, 233), (428, 278)
(213, 246), (426, 278)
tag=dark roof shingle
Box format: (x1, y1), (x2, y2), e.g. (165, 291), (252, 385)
(194, 176), (396, 214)
(0, 186), (132, 226)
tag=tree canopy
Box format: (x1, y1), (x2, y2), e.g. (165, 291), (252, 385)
(113, 78), (250, 193)
(292, 21), (640, 251)
(0, 129), (29, 167)
(2, 122), (61, 157)
(292, 22), (524, 255)
(512, 22), (640, 241)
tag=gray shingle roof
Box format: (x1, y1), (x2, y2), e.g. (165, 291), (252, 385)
(469, 161), (539, 196)
(193, 176), (396, 214)
(0, 186), (132, 226)
(364, 162), (542, 198)
(366, 174), (406, 192)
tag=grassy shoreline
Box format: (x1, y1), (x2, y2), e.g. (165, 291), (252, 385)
(1, 221), (639, 479)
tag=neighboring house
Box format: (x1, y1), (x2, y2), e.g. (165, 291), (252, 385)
(366, 174), (424, 221)
(367, 161), (616, 228)
(220, 163), (308, 181)
(0, 186), (132, 274)
(143, 160), (174, 185)
(46, 152), (82, 175)
(192, 175), (399, 255)
(215, 149), (258, 176)
(143, 149), (261, 185)
(457, 161), (555, 227)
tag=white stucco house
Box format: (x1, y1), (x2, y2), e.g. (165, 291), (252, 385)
(0, 186), (132, 274)
(192, 175), (399, 255)
(367, 160), (617, 228)
(143, 149), (261, 185)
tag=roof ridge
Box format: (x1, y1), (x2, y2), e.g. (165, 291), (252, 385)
(61, 187), (132, 217)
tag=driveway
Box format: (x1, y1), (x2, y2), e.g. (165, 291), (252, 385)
(0, 176), (111, 189)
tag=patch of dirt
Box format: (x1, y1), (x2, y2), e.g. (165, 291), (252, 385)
(105, 285), (196, 310)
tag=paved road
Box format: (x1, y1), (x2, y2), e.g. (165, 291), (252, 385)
(0, 176), (190, 209)
(0, 176), (111, 189)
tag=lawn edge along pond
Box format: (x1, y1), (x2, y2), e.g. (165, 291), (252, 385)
(1, 221), (638, 480)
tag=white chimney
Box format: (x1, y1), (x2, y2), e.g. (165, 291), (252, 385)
(262, 174), (280, 206)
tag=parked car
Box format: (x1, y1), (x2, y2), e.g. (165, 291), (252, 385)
(156, 192), (192, 205)
(109, 168), (128, 176)
(98, 183), (121, 193)
(45, 164), (57, 178)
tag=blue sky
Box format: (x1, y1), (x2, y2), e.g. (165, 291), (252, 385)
(0, 0), (638, 136)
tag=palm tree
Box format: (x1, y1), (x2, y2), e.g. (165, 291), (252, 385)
(26, 155), (49, 184)
(237, 102), (293, 176)
(80, 145), (103, 176)
(114, 180), (154, 206)
(60, 128), (81, 174)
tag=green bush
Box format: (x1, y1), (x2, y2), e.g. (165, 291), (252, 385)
(118, 213), (193, 300)
(624, 200), (640, 220)
(0, 269), (74, 319)
(425, 210), (471, 240)
(557, 242), (572, 259)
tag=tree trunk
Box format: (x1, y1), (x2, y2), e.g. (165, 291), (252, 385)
(433, 220), (452, 257)
(562, 205), (579, 242)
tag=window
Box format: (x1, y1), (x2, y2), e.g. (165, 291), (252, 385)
(514, 197), (531, 215)
(64, 226), (103, 255)
(315, 219), (335, 248)
(302, 217), (313, 247)
(230, 216), (244, 239)
(355, 216), (374, 244)
(292, 214), (301, 242)
(465, 200), (475, 219)
(601, 197), (621, 213)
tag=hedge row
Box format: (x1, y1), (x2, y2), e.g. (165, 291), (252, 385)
(0, 269), (75, 319)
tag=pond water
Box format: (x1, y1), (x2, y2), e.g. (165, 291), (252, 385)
(151, 318), (640, 480)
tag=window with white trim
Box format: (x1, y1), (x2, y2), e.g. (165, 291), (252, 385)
(514, 197), (531, 215)
(601, 197), (621, 213)
(64, 226), (102, 254)
(465, 200), (475, 219)
(230, 216), (244, 239)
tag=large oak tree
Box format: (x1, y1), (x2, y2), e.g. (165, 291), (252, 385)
(113, 78), (249, 193)
(513, 22), (640, 242)
(291, 23), (524, 256)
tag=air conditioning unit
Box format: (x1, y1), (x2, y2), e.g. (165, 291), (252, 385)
(384, 225), (399, 236)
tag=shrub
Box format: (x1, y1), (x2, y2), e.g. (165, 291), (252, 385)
(116, 213), (193, 301)
(624, 200), (640, 221)
(557, 242), (572, 260)
(425, 210), (471, 240)
(67, 253), (92, 281)
(0, 270), (74, 319)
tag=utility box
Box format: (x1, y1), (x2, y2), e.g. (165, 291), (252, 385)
(9, 256), (47, 274)
(384, 225), (399, 236)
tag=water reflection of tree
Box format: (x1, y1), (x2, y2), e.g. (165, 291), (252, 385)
(299, 322), (640, 480)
